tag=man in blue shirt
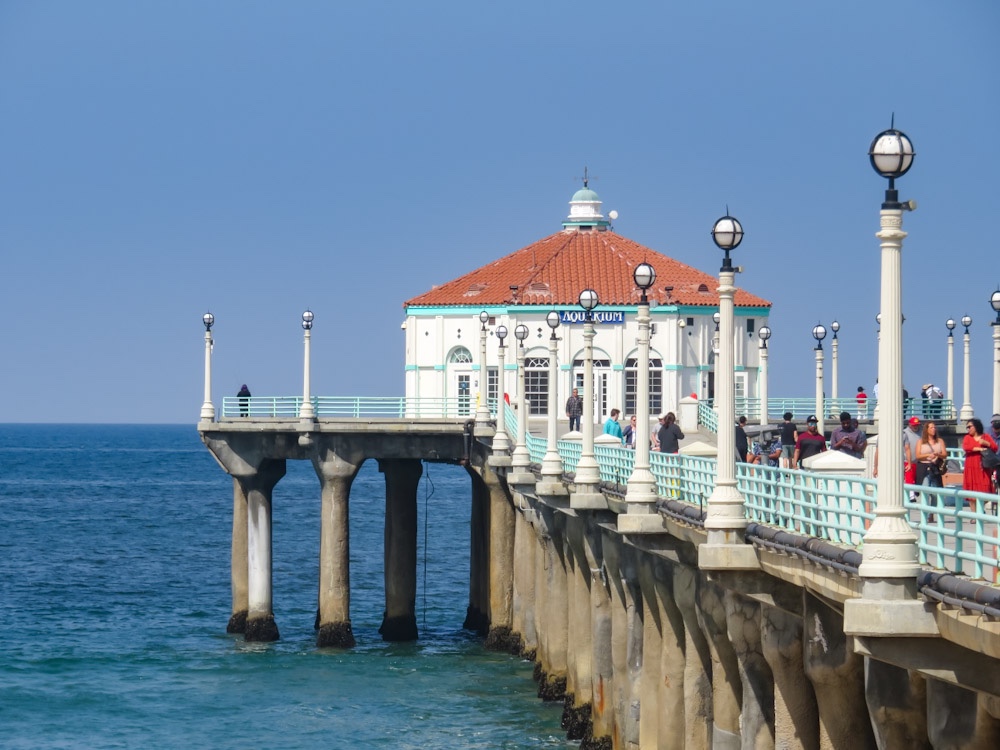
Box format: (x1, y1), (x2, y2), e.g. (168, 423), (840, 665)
(603, 408), (624, 444)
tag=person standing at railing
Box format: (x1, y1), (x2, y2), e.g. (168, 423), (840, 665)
(915, 421), (947, 521)
(622, 415), (638, 449)
(603, 408), (624, 445)
(565, 388), (583, 432)
(779, 412), (798, 469)
(792, 415), (825, 468)
(856, 386), (868, 419)
(963, 418), (997, 504)
(657, 412), (684, 454)
(237, 384), (251, 418)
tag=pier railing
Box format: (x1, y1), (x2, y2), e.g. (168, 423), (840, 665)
(220, 396), (485, 419)
(698, 397), (955, 428)
(214, 394), (993, 581)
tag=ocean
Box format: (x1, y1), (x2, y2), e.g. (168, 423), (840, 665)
(0, 424), (572, 749)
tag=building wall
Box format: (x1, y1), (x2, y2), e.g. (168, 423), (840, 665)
(404, 305), (769, 420)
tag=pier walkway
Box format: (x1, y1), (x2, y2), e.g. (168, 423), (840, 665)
(199, 396), (1000, 748)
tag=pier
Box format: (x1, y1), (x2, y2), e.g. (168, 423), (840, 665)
(199, 401), (1000, 749)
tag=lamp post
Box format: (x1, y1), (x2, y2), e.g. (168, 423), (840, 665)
(758, 325), (770, 427)
(830, 320), (840, 403)
(946, 318), (956, 419)
(200, 312), (215, 421)
(511, 323), (531, 472)
(625, 262), (657, 513)
(297, 310), (315, 421)
(812, 323), (827, 434)
(858, 121), (919, 583)
(703, 213), (748, 548)
(575, 289), (601, 490)
(712, 311), (721, 409)
(873, 313), (883, 424)
(992, 291), (1000, 415)
(476, 310), (492, 425)
(492, 325), (511, 452)
(541, 311), (563, 480)
(960, 314), (974, 421)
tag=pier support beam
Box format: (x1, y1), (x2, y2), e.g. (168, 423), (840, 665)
(511, 502), (538, 659)
(724, 591), (775, 749)
(535, 504), (568, 702)
(802, 593), (875, 749)
(761, 605), (819, 750)
(241, 459), (286, 642)
(864, 660), (930, 749)
(562, 513), (595, 741)
(313, 447), (361, 648)
(673, 564), (713, 750)
(480, 466), (516, 652)
(465, 466), (490, 634)
(378, 458), (421, 642)
(698, 575), (742, 750)
(227, 477), (249, 634)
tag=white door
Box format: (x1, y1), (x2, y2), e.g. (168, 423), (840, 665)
(453, 372), (472, 416)
(575, 368), (609, 423)
(734, 371), (749, 419)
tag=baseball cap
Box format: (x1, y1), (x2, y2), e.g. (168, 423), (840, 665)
(806, 415), (818, 423)
(908, 416), (921, 426)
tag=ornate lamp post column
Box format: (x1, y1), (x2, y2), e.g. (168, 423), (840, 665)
(712, 311), (721, 411)
(758, 326), (770, 427)
(830, 320), (840, 403)
(702, 213), (756, 565)
(492, 325), (511, 452)
(511, 324), (531, 472)
(946, 318), (956, 419)
(960, 314), (975, 421)
(200, 312), (215, 421)
(812, 324), (827, 435)
(857, 121), (920, 584)
(991, 292), (1000, 415)
(299, 310), (315, 421)
(476, 310), (492, 425)
(873, 313), (882, 424)
(575, 289), (601, 490)
(625, 263), (657, 514)
(541, 311), (563, 480)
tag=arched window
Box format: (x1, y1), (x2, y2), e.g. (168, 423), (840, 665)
(524, 356), (550, 416)
(449, 347), (473, 363)
(625, 357), (663, 416)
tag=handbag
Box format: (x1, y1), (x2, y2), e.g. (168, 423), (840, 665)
(981, 448), (1000, 470)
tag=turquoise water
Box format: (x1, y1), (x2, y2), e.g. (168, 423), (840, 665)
(0, 425), (571, 749)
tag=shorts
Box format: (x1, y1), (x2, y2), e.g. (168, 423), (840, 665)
(781, 445), (794, 459)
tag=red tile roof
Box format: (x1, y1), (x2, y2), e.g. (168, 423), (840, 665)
(404, 229), (771, 309)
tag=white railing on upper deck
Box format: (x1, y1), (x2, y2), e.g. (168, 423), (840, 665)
(698, 397), (955, 429)
(220, 396), (493, 419)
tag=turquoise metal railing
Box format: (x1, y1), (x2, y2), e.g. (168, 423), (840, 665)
(698, 397), (956, 432)
(220, 396), (494, 419)
(499, 409), (996, 582)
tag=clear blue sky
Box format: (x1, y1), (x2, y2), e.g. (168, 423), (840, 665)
(1, 1), (997, 423)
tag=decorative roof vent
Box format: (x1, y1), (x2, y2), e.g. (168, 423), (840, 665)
(464, 283), (487, 297)
(526, 281), (551, 295)
(697, 283), (710, 293)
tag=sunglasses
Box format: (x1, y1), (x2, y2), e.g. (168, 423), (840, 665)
(807, 420), (818, 425)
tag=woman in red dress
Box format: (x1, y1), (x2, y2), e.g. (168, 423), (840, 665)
(962, 418), (997, 500)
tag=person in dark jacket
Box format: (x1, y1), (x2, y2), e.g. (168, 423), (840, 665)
(237, 384), (251, 417)
(657, 412), (684, 454)
(735, 416), (749, 462)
